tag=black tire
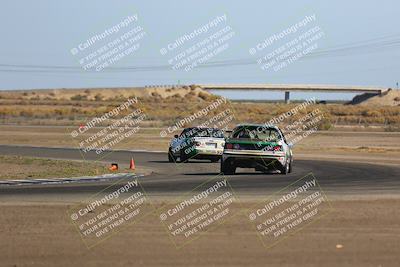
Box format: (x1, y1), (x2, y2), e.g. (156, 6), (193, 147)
(180, 150), (189, 163)
(279, 159), (290, 175)
(221, 159), (236, 175)
(261, 168), (272, 174)
(210, 157), (220, 163)
(288, 158), (293, 173)
(168, 148), (175, 163)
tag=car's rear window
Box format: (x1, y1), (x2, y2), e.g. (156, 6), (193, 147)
(232, 126), (280, 142)
(181, 128), (224, 138)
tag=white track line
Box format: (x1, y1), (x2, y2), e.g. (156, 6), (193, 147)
(0, 173), (144, 186)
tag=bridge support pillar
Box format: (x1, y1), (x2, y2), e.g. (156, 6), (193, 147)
(284, 91), (290, 104)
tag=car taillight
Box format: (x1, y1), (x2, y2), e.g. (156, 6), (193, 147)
(226, 143), (233, 149)
(273, 145), (282, 151)
(195, 141), (203, 147)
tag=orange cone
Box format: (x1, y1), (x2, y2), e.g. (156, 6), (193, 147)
(109, 163), (118, 171)
(129, 157), (135, 170)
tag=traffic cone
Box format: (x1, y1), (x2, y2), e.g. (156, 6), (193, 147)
(129, 157), (135, 170)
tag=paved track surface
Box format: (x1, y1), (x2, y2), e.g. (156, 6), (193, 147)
(1, 145), (399, 198)
(1, 145), (400, 267)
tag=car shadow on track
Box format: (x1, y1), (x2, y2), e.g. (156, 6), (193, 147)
(149, 160), (218, 164)
(184, 171), (278, 176)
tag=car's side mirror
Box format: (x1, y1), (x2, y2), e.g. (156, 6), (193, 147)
(174, 134), (179, 138)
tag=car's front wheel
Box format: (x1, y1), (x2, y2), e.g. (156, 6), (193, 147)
(180, 150), (189, 163)
(168, 148), (176, 163)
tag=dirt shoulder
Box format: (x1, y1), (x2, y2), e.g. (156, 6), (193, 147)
(0, 155), (127, 180)
(0, 199), (398, 267)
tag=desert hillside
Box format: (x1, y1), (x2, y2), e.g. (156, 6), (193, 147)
(0, 85), (212, 102)
(1, 86), (400, 129)
(349, 89), (400, 106)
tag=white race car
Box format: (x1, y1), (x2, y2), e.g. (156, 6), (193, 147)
(168, 127), (225, 163)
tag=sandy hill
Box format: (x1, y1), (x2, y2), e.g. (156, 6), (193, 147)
(0, 85), (213, 101)
(349, 89), (400, 106)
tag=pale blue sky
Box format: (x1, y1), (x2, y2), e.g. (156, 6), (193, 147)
(0, 0), (399, 100)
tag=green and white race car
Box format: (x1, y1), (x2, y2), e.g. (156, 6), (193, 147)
(221, 124), (293, 175)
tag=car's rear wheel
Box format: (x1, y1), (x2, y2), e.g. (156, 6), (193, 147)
(288, 158), (293, 173)
(221, 159), (236, 175)
(279, 159), (290, 175)
(210, 157), (220, 163)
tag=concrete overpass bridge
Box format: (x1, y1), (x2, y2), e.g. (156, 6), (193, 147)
(199, 84), (387, 103)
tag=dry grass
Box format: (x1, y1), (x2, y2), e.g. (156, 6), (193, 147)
(1, 87), (400, 128)
(0, 155), (113, 180)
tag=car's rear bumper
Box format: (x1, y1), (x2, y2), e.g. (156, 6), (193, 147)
(223, 149), (285, 157)
(195, 148), (223, 156)
(223, 150), (287, 167)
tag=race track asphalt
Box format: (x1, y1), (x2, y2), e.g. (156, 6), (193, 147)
(0, 145), (399, 199)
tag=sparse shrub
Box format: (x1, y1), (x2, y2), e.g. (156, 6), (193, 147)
(317, 119), (332, 130)
(20, 110), (34, 117)
(361, 110), (382, 117)
(198, 92), (209, 101)
(71, 94), (87, 101)
(94, 94), (104, 101)
(151, 92), (162, 98)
